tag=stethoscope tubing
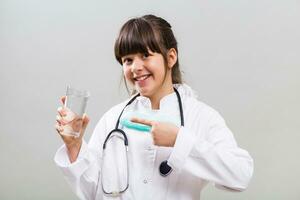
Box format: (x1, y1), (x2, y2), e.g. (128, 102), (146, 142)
(100, 87), (184, 197)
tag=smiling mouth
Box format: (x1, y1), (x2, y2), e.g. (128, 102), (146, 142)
(133, 74), (152, 81)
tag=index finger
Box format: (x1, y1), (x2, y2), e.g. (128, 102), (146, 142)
(130, 117), (153, 126)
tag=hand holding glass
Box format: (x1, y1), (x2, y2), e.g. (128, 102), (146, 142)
(61, 86), (90, 137)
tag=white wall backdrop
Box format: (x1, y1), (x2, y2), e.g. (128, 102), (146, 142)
(1, 0), (299, 199)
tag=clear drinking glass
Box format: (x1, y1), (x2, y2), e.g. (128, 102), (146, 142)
(62, 85), (90, 137)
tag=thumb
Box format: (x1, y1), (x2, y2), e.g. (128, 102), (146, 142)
(61, 96), (66, 105)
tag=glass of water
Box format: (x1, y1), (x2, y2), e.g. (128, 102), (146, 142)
(62, 85), (90, 137)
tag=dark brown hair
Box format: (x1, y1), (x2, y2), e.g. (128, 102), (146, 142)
(114, 14), (183, 94)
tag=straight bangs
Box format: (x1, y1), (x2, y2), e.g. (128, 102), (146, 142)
(114, 18), (162, 64)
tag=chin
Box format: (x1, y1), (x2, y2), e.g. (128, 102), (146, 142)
(136, 86), (153, 97)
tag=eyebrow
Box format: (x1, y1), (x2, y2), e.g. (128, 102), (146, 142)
(121, 55), (131, 61)
(122, 53), (137, 59)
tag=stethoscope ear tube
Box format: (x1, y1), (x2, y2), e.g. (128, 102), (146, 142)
(100, 93), (140, 197)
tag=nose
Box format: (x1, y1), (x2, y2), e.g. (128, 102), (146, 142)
(131, 57), (143, 73)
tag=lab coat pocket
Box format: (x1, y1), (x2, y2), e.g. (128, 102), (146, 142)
(155, 147), (179, 200)
(165, 171), (179, 200)
(155, 146), (172, 163)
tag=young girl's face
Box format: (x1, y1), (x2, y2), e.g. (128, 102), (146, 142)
(121, 50), (172, 98)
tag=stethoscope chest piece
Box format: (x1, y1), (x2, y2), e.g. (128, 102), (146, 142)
(159, 160), (173, 177)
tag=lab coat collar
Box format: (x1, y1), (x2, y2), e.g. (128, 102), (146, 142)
(134, 83), (198, 111)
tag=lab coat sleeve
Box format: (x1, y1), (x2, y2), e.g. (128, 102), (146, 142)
(54, 112), (108, 200)
(167, 107), (254, 192)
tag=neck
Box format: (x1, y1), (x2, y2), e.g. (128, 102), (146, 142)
(150, 83), (174, 110)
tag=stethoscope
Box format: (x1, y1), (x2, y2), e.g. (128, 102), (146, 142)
(100, 87), (184, 197)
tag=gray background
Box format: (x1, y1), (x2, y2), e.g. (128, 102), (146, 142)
(1, 0), (299, 199)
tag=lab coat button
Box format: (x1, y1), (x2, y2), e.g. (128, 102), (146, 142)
(143, 179), (148, 184)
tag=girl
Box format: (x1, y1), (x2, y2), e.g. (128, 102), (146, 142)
(55, 14), (253, 200)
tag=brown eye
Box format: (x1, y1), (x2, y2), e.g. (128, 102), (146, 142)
(143, 52), (149, 59)
(123, 58), (132, 65)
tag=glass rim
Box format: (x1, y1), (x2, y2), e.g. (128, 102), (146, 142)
(66, 85), (90, 98)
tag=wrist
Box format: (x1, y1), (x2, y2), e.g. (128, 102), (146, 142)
(66, 140), (82, 163)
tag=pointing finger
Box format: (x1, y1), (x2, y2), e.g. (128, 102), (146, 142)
(130, 117), (153, 126)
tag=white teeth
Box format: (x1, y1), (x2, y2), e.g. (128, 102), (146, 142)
(137, 76), (147, 81)
(135, 75), (150, 81)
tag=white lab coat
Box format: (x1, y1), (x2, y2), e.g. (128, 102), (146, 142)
(54, 84), (253, 200)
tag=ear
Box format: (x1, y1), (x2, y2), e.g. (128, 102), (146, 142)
(167, 48), (177, 69)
